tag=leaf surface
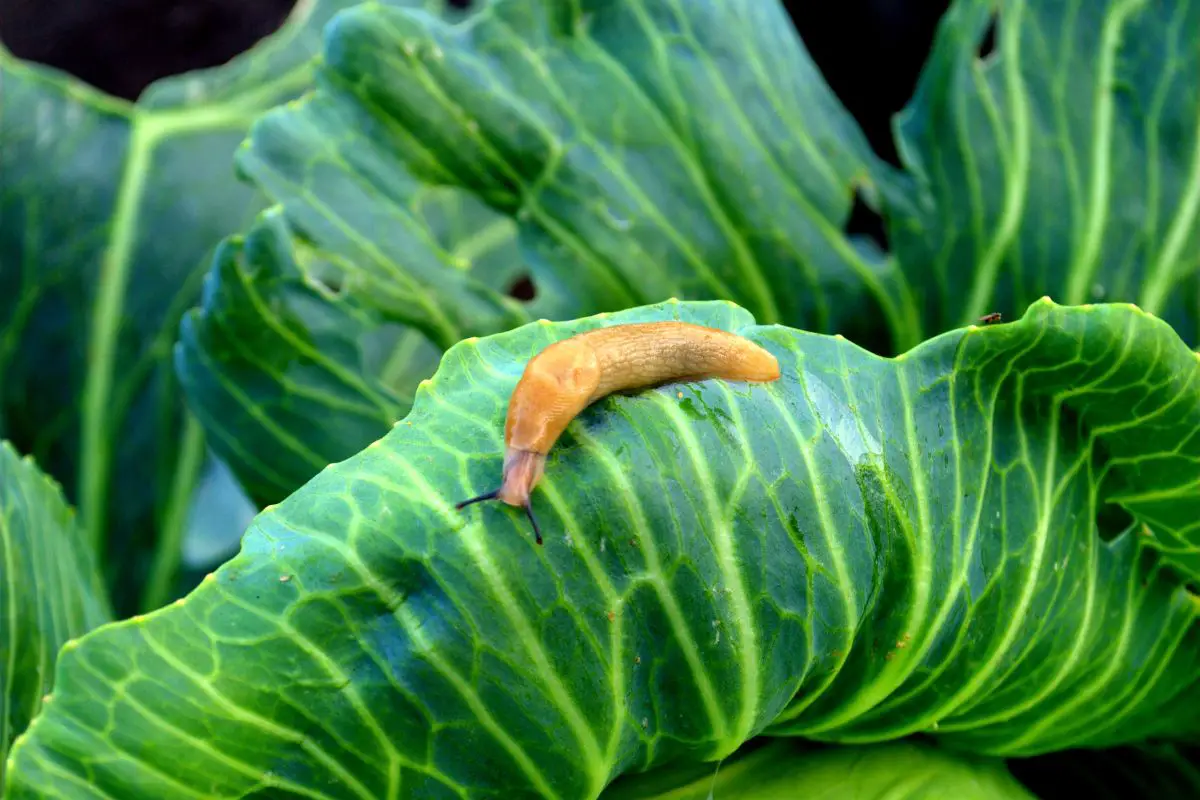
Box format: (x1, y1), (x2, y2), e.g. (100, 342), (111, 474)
(185, 0), (1200, 521)
(7, 298), (1200, 799)
(0, 0), (364, 610)
(177, 0), (533, 507)
(0, 442), (111, 789)
(178, 0), (924, 507)
(601, 738), (1035, 799)
(176, 210), (443, 507)
(884, 0), (1200, 338)
(176, 188), (524, 507)
(237, 0), (918, 343)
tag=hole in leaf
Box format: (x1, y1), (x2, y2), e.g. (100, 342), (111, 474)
(310, 274), (342, 294)
(506, 274), (537, 302)
(977, 13), (998, 60)
(1095, 500), (1136, 543)
(446, 0), (475, 9)
(303, 260), (346, 296)
(1091, 427), (1137, 543)
(846, 186), (889, 253)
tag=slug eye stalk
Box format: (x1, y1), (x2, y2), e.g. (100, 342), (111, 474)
(454, 491), (544, 546)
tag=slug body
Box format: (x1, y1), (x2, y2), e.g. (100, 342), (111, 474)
(455, 321), (781, 544)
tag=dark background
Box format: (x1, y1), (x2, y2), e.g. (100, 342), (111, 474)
(0, 0), (950, 167)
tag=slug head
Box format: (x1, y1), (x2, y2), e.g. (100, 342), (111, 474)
(454, 448), (547, 545)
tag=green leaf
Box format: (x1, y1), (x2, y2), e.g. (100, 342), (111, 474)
(0, 441), (111, 789)
(178, 0), (926, 508)
(237, 0), (921, 345)
(7, 298), (1199, 799)
(883, 0), (1200, 338)
(176, 187), (526, 508)
(600, 738), (1035, 799)
(175, 209), (442, 507)
(177, 0), (534, 507)
(0, 0), (364, 611)
(233, 55), (533, 349)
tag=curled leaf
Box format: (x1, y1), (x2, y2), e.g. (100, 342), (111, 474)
(6, 299), (1199, 798)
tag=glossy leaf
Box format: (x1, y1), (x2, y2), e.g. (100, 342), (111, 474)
(0, 441), (111, 789)
(176, 189), (525, 508)
(7, 298), (1199, 799)
(176, 0), (534, 507)
(601, 738), (1035, 799)
(177, 0), (921, 510)
(0, 0), (366, 610)
(176, 209), (442, 507)
(237, 0), (918, 344)
(884, 0), (1200, 339)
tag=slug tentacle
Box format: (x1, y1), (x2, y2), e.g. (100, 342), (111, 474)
(454, 490), (499, 510)
(454, 321), (781, 545)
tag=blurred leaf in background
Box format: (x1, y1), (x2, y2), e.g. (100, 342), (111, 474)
(881, 0), (1200, 339)
(0, 442), (111, 789)
(0, 0), (385, 614)
(176, 176), (526, 507)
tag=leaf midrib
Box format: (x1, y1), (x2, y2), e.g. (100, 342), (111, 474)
(76, 43), (323, 557)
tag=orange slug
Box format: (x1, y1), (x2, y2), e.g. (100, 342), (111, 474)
(455, 321), (782, 544)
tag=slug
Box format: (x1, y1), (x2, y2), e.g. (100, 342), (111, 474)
(455, 320), (782, 544)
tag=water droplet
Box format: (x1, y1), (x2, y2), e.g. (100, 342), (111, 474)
(1091, 283), (1106, 300)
